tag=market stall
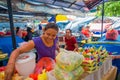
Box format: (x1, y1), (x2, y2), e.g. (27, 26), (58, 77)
(0, 0), (119, 80)
(0, 46), (117, 80)
(80, 66), (117, 80)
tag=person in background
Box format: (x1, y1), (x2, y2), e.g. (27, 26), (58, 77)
(5, 23), (60, 80)
(24, 27), (33, 41)
(38, 24), (43, 35)
(64, 29), (78, 51)
(16, 27), (22, 38)
(81, 26), (92, 43)
(78, 26), (88, 41)
(81, 26), (91, 38)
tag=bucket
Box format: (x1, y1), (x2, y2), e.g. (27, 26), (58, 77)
(15, 52), (36, 78)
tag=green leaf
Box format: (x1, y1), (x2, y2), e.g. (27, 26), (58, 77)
(96, 1), (120, 16)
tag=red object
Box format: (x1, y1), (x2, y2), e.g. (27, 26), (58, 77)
(29, 73), (38, 80)
(6, 31), (11, 35)
(65, 36), (77, 51)
(81, 28), (90, 38)
(106, 29), (118, 40)
(34, 57), (55, 74)
(22, 31), (27, 38)
(0, 66), (6, 72)
(85, 49), (90, 53)
(0, 32), (5, 36)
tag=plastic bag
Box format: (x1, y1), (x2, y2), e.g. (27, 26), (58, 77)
(34, 57), (55, 74)
(54, 65), (84, 80)
(106, 29), (118, 40)
(56, 51), (84, 71)
(47, 70), (56, 80)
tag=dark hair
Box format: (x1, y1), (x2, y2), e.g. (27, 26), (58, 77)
(27, 27), (32, 32)
(66, 29), (72, 35)
(66, 29), (72, 33)
(44, 23), (59, 32)
(16, 27), (20, 33)
(86, 26), (90, 28)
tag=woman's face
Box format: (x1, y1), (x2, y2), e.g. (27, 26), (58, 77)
(43, 28), (58, 42)
(66, 30), (71, 37)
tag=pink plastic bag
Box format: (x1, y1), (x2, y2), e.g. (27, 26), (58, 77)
(106, 29), (118, 40)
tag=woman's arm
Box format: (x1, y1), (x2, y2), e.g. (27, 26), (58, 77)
(72, 36), (78, 51)
(5, 40), (35, 80)
(74, 43), (78, 52)
(56, 41), (60, 53)
(8, 40), (35, 63)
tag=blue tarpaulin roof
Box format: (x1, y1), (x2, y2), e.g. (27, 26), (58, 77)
(0, 0), (109, 16)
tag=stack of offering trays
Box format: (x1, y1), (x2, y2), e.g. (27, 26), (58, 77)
(81, 46), (110, 73)
(79, 56), (113, 80)
(82, 59), (97, 73)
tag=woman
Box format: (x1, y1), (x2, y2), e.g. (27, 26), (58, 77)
(81, 26), (91, 38)
(16, 27), (22, 38)
(64, 29), (78, 51)
(24, 27), (33, 41)
(5, 23), (60, 80)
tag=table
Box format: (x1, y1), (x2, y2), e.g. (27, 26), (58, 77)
(80, 66), (117, 80)
(0, 36), (24, 57)
(47, 66), (117, 80)
(83, 35), (120, 53)
(102, 66), (117, 80)
(83, 43), (120, 54)
(99, 35), (120, 42)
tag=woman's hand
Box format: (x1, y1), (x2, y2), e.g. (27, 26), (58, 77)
(5, 63), (15, 80)
(74, 48), (78, 52)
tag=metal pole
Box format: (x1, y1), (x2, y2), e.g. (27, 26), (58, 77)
(7, 0), (16, 49)
(101, 0), (105, 37)
(55, 14), (57, 23)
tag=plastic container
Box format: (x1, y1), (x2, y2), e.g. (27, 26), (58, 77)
(15, 52), (36, 78)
